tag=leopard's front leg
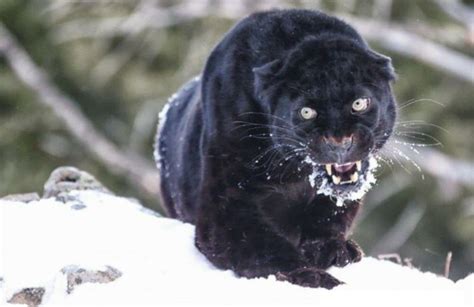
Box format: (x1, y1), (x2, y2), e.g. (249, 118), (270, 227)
(300, 238), (364, 269)
(296, 197), (363, 269)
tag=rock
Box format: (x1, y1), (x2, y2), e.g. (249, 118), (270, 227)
(70, 203), (87, 210)
(8, 287), (46, 307)
(0, 193), (40, 203)
(61, 265), (122, 294)
(43, 166), (110, 199)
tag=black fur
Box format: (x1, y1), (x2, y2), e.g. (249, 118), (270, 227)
(155, 9), (397, 289)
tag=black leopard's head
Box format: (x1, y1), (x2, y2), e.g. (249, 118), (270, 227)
(252, 35), (397, 201)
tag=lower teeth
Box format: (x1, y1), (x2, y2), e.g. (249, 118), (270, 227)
(331, 172), (359, 185)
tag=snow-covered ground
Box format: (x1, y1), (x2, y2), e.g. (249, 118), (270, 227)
(1, 190), (472, 307)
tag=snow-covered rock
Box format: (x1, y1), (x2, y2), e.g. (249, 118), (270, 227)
(0, 167), (472, 306)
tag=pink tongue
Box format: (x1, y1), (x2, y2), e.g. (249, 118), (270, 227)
(334, 162), (355, 173)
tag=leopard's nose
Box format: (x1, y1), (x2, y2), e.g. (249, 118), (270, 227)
(323, 135), (353, 152)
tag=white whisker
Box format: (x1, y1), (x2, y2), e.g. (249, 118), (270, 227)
(398, 98), (446, 111)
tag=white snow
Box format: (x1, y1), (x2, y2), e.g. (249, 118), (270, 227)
(304, 156), (318, 188)
(1, 191), (472, 306)
(153, 100), (171, 169)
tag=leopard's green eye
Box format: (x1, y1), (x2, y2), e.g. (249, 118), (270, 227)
(352, 97), (371, 113)
(300, 107), (317, 120)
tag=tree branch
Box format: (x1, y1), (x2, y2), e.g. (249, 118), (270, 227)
(0, 22), (161, 208)
(412, 148), (474, 186)
(434, 0), (474, 29)
(50, 0), (474, 83)
(371, 201), (426, 254)
(340, 15), (474, 84)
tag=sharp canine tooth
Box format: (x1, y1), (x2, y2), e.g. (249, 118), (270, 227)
(332, 175), (341, 185)
(350, 172), (359, 182)
(356, 161), (362, 171)
(325, 164), (332, 175)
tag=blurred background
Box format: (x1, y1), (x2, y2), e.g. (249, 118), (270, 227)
(0, 0), (472, 280)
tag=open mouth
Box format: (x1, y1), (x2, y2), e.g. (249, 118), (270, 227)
(305, 154), (378, 203)
(324, 161), (362, 185)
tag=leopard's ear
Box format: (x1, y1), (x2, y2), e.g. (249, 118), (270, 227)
(252, 59), (283, 93)
(367, 50), (397, 81)
(252, 59), (282, 77)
